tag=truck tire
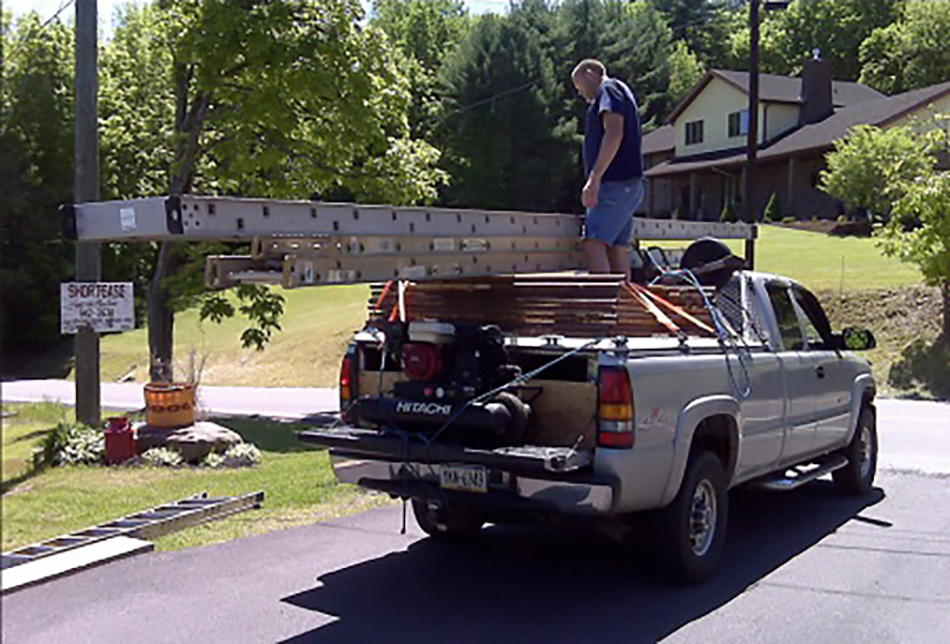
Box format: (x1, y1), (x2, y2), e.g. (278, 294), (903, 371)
(412, 499), (484, 540)
(832, 405), (877, 496)
(654, 451), (728, 585)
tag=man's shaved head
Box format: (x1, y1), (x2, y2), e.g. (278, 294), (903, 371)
(572, 59), (607, 103)
(571, 59), (607, 80)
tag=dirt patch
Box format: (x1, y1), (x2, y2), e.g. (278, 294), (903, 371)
(774, 220), (839, 234)
(817, 286), (945, 399)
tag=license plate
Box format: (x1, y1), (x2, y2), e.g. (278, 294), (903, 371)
(440, 464), (488, 493)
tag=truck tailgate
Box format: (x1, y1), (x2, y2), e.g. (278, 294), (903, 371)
(298, 426), (592, 475)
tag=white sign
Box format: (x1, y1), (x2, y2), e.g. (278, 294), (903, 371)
(61, 282), (135, 334)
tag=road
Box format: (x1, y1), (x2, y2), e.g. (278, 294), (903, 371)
(3, 382), (949, 642)
(4, 379), (949, 472)
(2, 472), (949, 643)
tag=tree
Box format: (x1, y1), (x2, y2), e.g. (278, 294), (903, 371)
(859, 0), (950, 95)
(879, 162), (950, 337)
(135, 0), (445, 381)
(667, 40), (704, 107)
(370, 1), (471, 140)
(650, 0), (739, 70)
(819, 124), (937, 217)
(0, 13), (75, 352)
(437, 13), (574, 211)
(729, 0), (902, 79)
(820, 118), (950, 335)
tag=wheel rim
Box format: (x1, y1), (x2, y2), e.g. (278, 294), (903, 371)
(689, 479), (717, 557)
(859, 425), (874, 480)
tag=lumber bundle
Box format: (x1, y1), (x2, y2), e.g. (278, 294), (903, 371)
(368, 275), (715, 339)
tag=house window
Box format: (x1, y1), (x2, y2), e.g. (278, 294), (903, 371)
(685, 120), (704, 145)
(728, 110), (749, 137)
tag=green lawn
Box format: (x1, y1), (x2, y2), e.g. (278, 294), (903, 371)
(660, 224), (922, 290)
(1, 402), (389, 552)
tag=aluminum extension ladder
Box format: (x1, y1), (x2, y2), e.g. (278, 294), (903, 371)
(1, 491), (264, 570)
(62, 196), (757, 288)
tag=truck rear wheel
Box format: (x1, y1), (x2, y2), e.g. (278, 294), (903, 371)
(412, 499), (484, 540)
(833, 405), (877, 496)
(653, 451), (728, 585)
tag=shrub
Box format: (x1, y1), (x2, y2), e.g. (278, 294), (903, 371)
(223, 443), (262, 467)
(202, 452), (226, 468)
(141, 447), (184, 467)
(782, 216), (797, 224)
(32, 422), (104, 469)
(763, 193), (781, 223)
(837, 214), (850, 223)
(720, 200), (738, 223)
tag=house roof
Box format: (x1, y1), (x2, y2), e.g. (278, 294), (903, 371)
(645, 81), (950, 179)
(642, 124), (674, 156)
(665, 69), (885, 124)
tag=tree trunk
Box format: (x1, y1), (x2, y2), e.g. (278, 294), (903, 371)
(942, 279), (950, 341)
(147, 242), (177, 382)
(146, 78), (210, 381)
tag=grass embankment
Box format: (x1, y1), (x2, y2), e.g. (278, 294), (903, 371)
(1, 402), (389, 553)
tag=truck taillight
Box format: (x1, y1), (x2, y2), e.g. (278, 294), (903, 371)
(340, 352), (356, 415)
(598, 366), (634, 449)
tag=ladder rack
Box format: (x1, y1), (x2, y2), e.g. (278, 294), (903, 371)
(63, 195), (757, 288)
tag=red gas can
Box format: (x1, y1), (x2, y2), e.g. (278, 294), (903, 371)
(105, 416), (137, 464)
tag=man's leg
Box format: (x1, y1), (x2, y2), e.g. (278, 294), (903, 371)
(607, 244), (631, 281)
(582, 238), (612, 273)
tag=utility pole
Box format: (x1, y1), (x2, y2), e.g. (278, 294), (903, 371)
(75, 0), (101, 427)
(743, 0), (760, 226)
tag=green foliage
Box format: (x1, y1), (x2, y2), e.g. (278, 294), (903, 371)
(720, 200), (738, 224)
(200, 285), (286, 351)
(820, 124), (939, 216)
(764, 193), (781, 223)
(668, 40), (705, 107)
(729, 0), (902, 79)
(0, 13), (75, 349)
(32, 422), (104, 469)
(222, 442), (262, 467)
(859, 0), (950, 95)
(650, 0), (740, 69)
(878, 170), (950, 291)
(140, 446), (184, 467)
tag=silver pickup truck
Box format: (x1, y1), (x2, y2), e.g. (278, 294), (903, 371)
(301, 269), (878, 584)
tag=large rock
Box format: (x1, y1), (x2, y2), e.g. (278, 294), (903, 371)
(135, 421), (242, 462)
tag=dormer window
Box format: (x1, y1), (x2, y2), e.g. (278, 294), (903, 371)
(685, 120), (704, 145)
(728, 110), (749, 137)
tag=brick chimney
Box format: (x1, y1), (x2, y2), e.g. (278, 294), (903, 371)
(800, 54), (833, 124)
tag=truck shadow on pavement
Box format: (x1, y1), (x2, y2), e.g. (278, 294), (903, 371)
(281, 482), (885, 643)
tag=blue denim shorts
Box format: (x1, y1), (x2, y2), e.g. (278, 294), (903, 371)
(584, 178), (644, 247)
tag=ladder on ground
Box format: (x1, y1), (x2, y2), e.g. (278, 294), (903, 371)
(63, 196), (757, 288)
(1, 491), (264, 570)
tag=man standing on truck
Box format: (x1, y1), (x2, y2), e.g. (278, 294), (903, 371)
(572, 59), (644, 280)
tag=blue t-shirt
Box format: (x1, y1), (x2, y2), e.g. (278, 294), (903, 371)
(583, 77), (643, 182)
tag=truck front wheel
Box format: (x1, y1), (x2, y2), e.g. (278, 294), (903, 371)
(653, 451), (728, 585)
(412, 499), (484, 540)
(833, 405), (877, 496)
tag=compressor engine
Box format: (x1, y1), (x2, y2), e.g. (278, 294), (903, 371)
(352, 321), (531, 447)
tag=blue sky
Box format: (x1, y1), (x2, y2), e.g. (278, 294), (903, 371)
(11, 0), (510, 33)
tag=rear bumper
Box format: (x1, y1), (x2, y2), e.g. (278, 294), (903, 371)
(330, 454), (616, 516)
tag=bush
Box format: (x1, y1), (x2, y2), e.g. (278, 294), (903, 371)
(782, 216), (797, 224)
(720, 200), (738, 223)
(223, 443), (262, 467)
(32, 422), (105, 469)
(202, 452), (226, 468)
(837, 214), (850, 223)
(141, 447), (184, 467)
(763, 193), (781, 223)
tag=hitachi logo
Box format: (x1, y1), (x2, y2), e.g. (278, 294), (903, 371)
(395, 401), (453, 416)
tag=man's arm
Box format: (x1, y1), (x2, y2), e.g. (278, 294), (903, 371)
(582, 112), (624, 208)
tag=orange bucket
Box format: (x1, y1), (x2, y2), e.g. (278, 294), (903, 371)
(143, 382), (197, 428)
